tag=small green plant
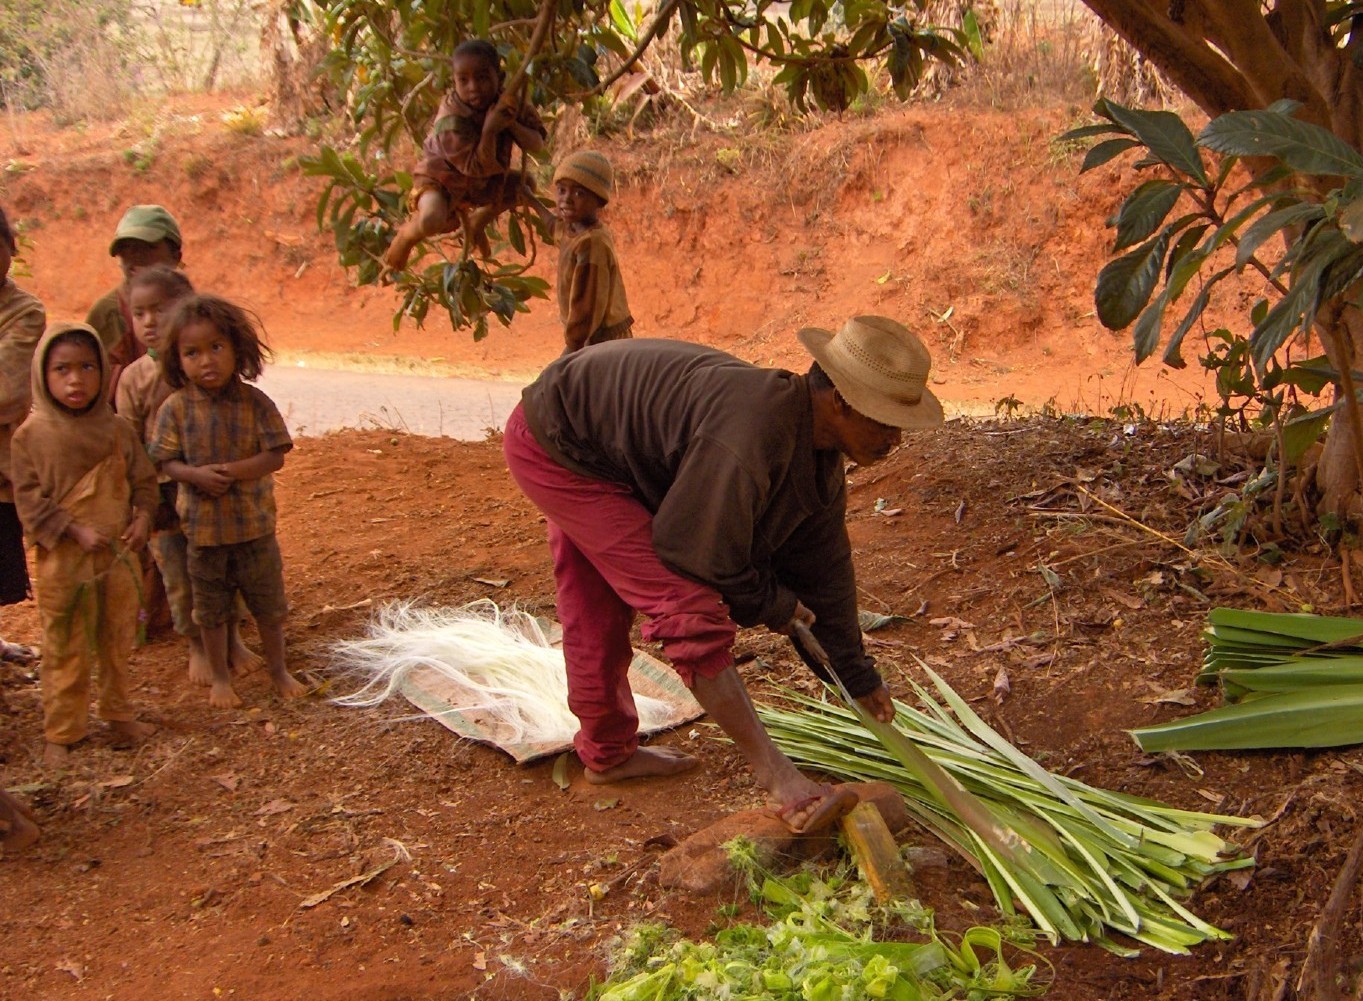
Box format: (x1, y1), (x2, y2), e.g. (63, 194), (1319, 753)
(222, 105), (265, 136)
(182, 153), (212, 180)
(995, 394), (1024, 420)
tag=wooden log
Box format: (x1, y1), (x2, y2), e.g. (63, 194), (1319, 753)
(840, 800), (914, 903)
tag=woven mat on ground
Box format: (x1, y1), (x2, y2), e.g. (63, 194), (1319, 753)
(400, 649), (703, 764)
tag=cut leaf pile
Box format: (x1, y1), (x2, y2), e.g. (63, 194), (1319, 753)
(757, 664), (1259, 955)
(1131, 608), (1363, 751)
(588, 863), (1046, 1001)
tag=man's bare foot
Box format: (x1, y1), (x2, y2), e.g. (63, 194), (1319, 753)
(42, 741), (70, 769)
(0, 790), (39, 851)
(584, 745), (698, 784)
(229, 636), (262, 677)
(187, 642), (213, 686)
(770, 783), (858, 835)
(109, 719), (158, 748)
(209, 682), (243, 709)
(272, 671), (309, 700)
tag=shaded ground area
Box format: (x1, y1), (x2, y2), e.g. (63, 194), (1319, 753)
(2, 419), (1359, 1000)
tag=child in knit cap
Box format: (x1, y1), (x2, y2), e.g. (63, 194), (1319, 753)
(552, 150), (633, 353)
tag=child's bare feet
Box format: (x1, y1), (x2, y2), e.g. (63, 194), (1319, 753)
(229, 633), (262, 677)
(584, 746), (698, 784)
(272, 671), (309, 700)
(209, 682), (243, 709)
(0, 790), (39, 852)
(187, 639), (213, 686)
(109, 719), (157, 748)
(42, 741), (70, 769)
(383, 222), (419, 273)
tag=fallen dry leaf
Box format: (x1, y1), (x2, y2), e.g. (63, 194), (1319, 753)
(1138, 688), (1198, 707)
(255, 798), (295, 817)
(100, 775), (135, 789)
(56, 959), (85, 981)
(473, 950), (488, 971)
(992, 666), (1011, 702)
(210, 773), (240, 793)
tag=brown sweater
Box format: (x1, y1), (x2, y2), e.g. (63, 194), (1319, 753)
(0, 278), (45, 502)
(521, 338), (880, 699)
(556, 223), (632, 352)
(11, 324), (158, 550)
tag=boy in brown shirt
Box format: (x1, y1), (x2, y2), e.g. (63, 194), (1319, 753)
(552, 150), (633, 352)
(0, 205), (44, 661)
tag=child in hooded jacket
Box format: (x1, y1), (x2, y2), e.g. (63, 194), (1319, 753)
(11, 323), (159, 768)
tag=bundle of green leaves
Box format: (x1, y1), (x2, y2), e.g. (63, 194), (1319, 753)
(1132, 607), (1363, 751)
(758, 665), (1259, 955)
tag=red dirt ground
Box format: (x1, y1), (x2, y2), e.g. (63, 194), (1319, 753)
(1, 93), (1358, 1001)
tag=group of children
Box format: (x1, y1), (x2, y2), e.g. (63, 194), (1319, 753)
(1, 203), (307, 791)
(387, 38), (636, 352)
(0, 35), (635, 846)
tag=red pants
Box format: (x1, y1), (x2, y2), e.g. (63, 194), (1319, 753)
(503, 404), (736, 770)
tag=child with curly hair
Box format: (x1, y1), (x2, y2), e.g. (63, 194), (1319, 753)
(149, 295), (306, 709)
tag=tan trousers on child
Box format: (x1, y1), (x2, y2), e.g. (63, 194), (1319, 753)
(34, 453), (139, 746)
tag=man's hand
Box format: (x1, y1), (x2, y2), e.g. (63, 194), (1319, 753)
(188, 464), (233, 497)
(66, 522), (109, 553)
(856, 684), (896, 723)
(772, 600), (816, 636)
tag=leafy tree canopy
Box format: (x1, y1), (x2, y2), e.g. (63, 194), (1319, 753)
(295, 0), (980, 336)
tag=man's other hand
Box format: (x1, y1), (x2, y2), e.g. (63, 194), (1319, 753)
(856, 684), (895, 723)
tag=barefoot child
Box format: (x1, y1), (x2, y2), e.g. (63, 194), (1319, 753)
(11, 323), (159, 767)
(149, 295), (306, 708)
(117, 267), (260, 687)
(383, 39), (549, 271)
(0, 205), (45, 660)
(552, 151), (634, 353)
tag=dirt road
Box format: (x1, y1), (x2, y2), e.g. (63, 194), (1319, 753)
(257, 366), (527, 438)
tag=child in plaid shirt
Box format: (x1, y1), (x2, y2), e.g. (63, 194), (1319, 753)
(149, 295), (306, 709)
(117, 267), (260, 687)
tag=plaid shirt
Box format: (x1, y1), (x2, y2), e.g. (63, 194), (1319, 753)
(149, 380), (292, 547)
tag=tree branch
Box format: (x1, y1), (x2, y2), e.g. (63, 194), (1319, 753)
(1079, 0), (1259, 115)
(1196, 0), (1330, 122)
(587, 0), (682, 97)
(503, 0), (559, 103)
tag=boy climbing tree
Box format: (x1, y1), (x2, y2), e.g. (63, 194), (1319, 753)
(383, 39), (550, 273)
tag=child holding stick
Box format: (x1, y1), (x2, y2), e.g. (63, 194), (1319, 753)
(11, 323), (160, 768)
(149, 296), (305, 709)
(383, 39), (549, 272)
(117, 267), (260, 686)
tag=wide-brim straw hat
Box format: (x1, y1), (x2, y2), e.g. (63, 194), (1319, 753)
(797, 315), (945, 429)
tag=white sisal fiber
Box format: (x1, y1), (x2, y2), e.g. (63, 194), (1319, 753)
(330, 599), (681, 745)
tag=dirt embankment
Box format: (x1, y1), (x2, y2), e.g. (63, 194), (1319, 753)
(3, 92), (1248, 413)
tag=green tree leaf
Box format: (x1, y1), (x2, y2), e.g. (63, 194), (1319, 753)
(1098, 100), (1209, 185)
(1112, 180), (1186, 251)
(1096, 231), (1170, 330)
(1199, 110), (1363, 179)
